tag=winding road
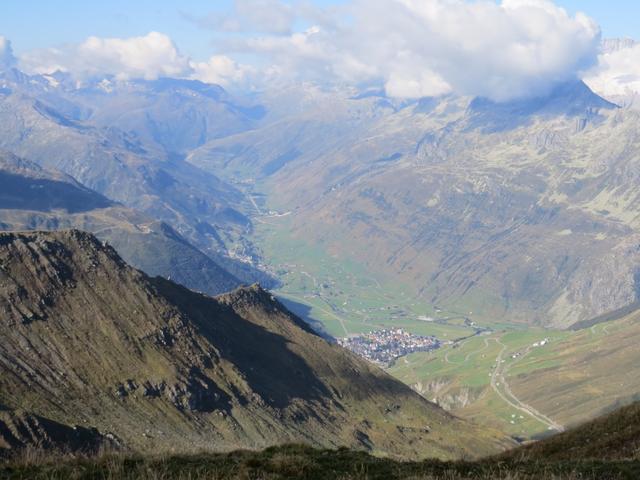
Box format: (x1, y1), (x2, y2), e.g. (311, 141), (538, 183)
(464, 337), (491, 362)
(490, 338), (564, 432)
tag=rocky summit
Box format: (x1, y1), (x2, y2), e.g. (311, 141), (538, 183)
(0, 230), (508, 459)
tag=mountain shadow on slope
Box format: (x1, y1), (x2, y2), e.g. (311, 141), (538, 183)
(0, 172), (114, 213)
(0, 152), (242, 296)
(0, 230), (510, 459)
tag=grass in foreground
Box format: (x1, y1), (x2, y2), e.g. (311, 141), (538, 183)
(2, 444), (639, 480)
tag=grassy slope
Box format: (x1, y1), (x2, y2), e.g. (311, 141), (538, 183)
(251, 209), (640, 441)
(390, 307), (640, 440)
(254, 209), (640, 440)
(390, 328), (571, 439)
(0, 230), (508, 460)
(505, 402), (640, 462)
(9, 399), (640, 478)
(253, 215), (478, 340)
(2, 444), (639, 480)
(507, 308), (640, 428)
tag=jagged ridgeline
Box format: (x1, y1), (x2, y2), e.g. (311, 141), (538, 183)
(0, 152), (244, 296)
(0, 230), (509, 459)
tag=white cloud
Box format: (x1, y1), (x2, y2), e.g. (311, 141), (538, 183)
(385, 70), (451, 99)
(223, 0), (601, 101)
(0, 36), (17, 69)
(21, 32), (191, 81)
(12, 1), (607, 101)
(19, 31), (257, 89)
(189, 55), (253, 86)
(585, 41), (640, 99)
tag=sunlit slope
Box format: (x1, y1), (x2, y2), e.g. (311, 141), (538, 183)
(252, 214), (480, 340)
(504, 401), (640, 462)
(390, 306), (640, 439)
(193, 83), (640, 328)
(507, 307), (640, 428)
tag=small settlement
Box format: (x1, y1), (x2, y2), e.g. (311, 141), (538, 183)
(338, 328), (440, 367)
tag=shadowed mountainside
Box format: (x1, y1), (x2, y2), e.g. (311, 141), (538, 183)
(0, 152), (242, 296)
(0, 230), (510, 460)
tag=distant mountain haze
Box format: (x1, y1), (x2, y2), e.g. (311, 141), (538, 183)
(189, 80), (640, 328)
(1, 60), (640, 327)
(0, 152), (242, 296)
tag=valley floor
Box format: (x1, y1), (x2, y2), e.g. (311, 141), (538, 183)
(250, 200), (640, 440)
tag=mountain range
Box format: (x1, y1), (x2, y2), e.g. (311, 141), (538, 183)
(190, 80), (640, 328)
(2, 41), (640, 467)
(3, 58), (640, 329)
(0, 152), (241, 296)
(0, 67), (270, 287)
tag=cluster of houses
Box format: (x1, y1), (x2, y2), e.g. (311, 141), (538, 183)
(338, 328), (440, 366)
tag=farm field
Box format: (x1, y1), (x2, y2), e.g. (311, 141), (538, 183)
(391, 311), (640, 439)
(253, 212), (478, 340)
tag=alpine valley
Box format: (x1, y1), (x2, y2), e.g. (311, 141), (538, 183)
(2, 33), (640, 477)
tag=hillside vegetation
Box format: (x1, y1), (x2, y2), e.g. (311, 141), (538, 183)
(1, 443), (639, 480)
(0, 230), (508, 460)
(5, 402), (640, 479)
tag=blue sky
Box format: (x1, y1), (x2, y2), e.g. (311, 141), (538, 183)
(1, 0), (638, 60)
(559, 0), (640, 39)
(2, 1), (638, 102)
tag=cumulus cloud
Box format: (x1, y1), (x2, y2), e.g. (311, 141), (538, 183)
(224, 0), (600, 101)
(21, 32), (191, 80)
(12, 1), (606, 101)
(19, 31), (254, 88)
(0, 36), (17, 69)
(384, 0), (601, 100)
(585, 40), (640, 99)
(189, 55), (253, 86)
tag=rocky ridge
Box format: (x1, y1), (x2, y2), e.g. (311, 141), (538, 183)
(0, 230), (510, 459)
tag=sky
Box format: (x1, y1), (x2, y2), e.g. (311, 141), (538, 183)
(1, 0), (639, 101)
(1, 1), (637, 59)
(0, 0), (640, 60)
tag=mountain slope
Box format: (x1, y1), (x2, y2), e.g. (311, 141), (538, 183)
(504, 304), (640, 430)
(0, 152), (241, 296)
(0, 230), (510, 459)
(72, 77), (264, 155)
(191, 81), (640, 328)
(0, 68), (254, 260)
(505, 401), (640, 461)
(0, 408), (107, 453)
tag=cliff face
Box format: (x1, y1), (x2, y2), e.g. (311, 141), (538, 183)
(0, 230), (510, 459)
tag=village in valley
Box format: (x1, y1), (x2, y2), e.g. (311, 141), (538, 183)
(338, 328), (440, 367)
